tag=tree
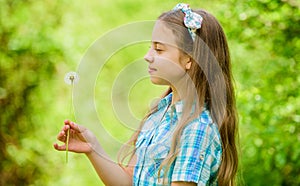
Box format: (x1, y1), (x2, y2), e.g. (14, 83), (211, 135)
(216, 0), (300, 185)
(0, 0), (66, 185)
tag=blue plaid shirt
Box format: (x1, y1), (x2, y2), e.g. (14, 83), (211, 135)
(133, 93), (222, 185)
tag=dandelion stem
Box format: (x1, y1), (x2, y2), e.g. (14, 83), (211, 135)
(66, 74), (75, 163)
(66, 128), (70, 163)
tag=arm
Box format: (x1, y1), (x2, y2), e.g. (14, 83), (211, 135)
(86, 147), (132, 186)
(53, 120), (133, 186)
(171, 182), (197, 186)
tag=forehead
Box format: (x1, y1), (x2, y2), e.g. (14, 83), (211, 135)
(152, 21), (178, 47)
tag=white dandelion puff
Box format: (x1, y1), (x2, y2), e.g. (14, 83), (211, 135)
(64, 71), (79, 85)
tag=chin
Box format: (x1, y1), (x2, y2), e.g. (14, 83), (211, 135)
(150, 77), (169, 86)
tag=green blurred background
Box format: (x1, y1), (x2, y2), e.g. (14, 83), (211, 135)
(0, 0), (299, 185)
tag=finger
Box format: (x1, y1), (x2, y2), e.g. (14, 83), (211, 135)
(53, 143), (66, 151)
(57, 130), (67, 142)
(60, 124), (70, 133)
(64, 119), (70, 125)
(69, 121), (83, 132)
(70, 128), (76, 138)
(64, 120), (80, 132)
(63, 124), (70, 132)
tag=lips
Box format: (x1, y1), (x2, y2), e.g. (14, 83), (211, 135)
(148, 67), (157, 74)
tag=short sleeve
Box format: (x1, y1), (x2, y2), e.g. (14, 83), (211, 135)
(171, 115), (222, 184)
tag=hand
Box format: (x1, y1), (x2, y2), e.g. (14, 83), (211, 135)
(54, 121), (132, 185)
(53, 120), (97, 154)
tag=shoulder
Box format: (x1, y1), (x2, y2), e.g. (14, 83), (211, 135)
(172, 109), (222, 183)
(185, 108), (220, 139)
(181, 108), (222, 154)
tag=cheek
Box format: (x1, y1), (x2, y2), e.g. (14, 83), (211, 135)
(155, 57), (186, 82)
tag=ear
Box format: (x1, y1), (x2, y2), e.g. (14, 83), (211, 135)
(185, 60), (192, 70)
(180, 52), (192, 70)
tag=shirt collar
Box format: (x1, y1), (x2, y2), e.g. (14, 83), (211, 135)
(158, 93), (184, 114)
(157, 93), (211, 124)
(158, 92), (173, 110)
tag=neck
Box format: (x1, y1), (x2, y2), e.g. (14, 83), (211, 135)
(170, 87), (180, 105)
(169, 73), (192, 105)
(170, 81), (188, 105)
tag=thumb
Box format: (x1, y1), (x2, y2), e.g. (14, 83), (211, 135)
(69, 121), (86, 133)
(53, 143), (66, 151)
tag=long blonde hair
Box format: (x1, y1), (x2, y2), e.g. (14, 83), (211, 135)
(118, 9), (238, 186)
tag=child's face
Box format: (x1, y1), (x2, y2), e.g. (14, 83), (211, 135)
(144, 21), (191, 86)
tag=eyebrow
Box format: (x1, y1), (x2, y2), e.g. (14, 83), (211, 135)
(151, 40), (163, 43)
(152, 41), (166, 46)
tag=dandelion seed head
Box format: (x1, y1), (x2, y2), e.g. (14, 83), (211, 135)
(64, 71), (79, 85)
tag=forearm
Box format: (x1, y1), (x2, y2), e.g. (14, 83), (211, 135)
(86, 143), (132, 186)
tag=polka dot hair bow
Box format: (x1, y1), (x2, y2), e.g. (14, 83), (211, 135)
(173, 3), (203, 41)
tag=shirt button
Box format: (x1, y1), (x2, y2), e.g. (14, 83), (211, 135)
(199, 154), (204, 160)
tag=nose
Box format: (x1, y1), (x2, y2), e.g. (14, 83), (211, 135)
(144, 48), (154, 63)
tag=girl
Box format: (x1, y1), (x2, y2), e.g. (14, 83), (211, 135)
(54, 3), (238, 186)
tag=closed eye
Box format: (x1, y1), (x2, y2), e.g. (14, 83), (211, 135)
(151, 41), (165, 53)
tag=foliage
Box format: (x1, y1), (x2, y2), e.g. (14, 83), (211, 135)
(217, 1), (300, 185)
(0, 0), (67, 185)
(0, 0), (299, 185)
